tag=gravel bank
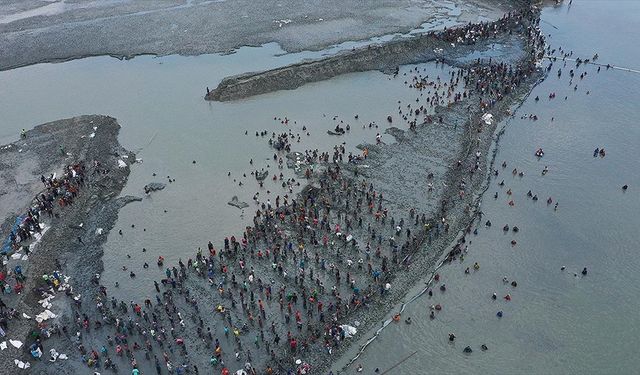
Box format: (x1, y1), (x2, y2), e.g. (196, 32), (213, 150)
(0, 115), (137, 373)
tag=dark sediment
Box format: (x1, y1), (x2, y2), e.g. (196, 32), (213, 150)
(228, 196), (250, 209)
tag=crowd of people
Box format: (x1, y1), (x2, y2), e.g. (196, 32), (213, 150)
(0, 6), (556, 375)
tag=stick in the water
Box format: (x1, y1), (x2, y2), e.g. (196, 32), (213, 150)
(135, 131), (159, 153)
(380, 351), (418, 375)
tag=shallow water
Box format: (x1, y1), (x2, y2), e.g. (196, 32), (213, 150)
(332, 1), (640, 374)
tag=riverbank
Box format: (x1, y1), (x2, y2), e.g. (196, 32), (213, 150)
(206, 32), (524, 102)
(0, 115), (137, 373)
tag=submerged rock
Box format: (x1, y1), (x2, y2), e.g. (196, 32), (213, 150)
(255, 170), (269, 181)
(228, 196), (249, 209)
(144, 182), (166, 194)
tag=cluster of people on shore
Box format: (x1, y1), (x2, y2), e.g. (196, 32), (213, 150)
(1, 164), (87, 307)
(438, 9), (539, 45)
(0, 161), (92, 372)
(4, 164), (86, 253)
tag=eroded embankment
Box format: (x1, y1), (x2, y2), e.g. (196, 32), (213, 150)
(205, 10), (529, 102)
(207, 34), (474, 101)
